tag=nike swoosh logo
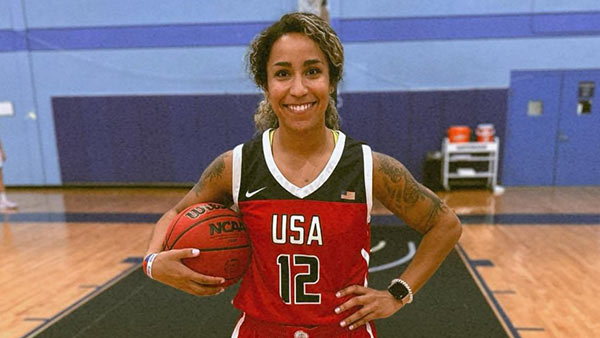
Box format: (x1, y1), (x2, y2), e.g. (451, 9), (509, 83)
(245, 187), (267, 198)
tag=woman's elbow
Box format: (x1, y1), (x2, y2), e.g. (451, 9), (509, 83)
(448, 215), (463, 243)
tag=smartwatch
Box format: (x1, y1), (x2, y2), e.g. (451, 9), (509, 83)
(387, 278), (413, 304)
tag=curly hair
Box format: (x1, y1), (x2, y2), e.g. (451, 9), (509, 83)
(246, 12), (344, 132)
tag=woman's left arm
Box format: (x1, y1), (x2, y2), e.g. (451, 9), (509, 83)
(336, 151), (462, 330)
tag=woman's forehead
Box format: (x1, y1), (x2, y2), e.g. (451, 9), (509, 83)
(268, 33), (326, 65)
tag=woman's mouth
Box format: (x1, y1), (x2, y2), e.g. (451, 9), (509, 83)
(284, 102), (316, 113)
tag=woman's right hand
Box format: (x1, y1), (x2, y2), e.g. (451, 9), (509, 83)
(150, 248), (226, 296)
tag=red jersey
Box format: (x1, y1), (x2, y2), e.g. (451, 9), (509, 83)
(231, 129), (373, 326)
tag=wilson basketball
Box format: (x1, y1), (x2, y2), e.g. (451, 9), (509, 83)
(163, 202), (251, 287)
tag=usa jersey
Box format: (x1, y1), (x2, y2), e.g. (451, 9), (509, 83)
(231, 129), (373, 325)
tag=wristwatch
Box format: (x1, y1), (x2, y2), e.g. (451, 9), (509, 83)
(387, 278), (413, 304)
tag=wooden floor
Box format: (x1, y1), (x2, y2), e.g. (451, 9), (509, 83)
(1, 186), (599, 338)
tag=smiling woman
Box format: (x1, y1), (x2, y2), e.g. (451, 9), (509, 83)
(143, 12), (461, 338)
(247, 12), (343, 133)
(266, 33), (332, 134)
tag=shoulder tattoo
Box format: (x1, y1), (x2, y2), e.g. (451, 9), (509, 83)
(192, 153), (226, 196)
(377, 153), (449, 232)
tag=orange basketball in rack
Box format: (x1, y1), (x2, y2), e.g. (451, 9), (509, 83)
(163, 203), (251, 287)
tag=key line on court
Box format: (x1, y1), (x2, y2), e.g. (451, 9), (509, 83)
(515, 327), (544, 331)
(19, 259), (142, 338)
(23, 318), (49, 322)
(456, 244), (521, 338)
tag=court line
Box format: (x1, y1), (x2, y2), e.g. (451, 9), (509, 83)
(515, 327), (545, 331)
(368, 241), (416, 273)
(71, 284), (148, 338)
(459, 214), (600, 225)
(456, 244), (520, 338)
(372, 214), (600, 225)
(4, 212), (599, 224)
(20, 259), (141, 338)
(458, 246), (546, 335)
(471, 259), (494, 267)
(3, 212), (161, 223)
(370, 240), (386, 253)
(12, 211), (592, 337)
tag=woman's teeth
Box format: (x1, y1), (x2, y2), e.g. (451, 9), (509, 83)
(287, 103), (313, 112)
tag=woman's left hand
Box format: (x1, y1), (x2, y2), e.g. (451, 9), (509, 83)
(335, 285), (404, 330)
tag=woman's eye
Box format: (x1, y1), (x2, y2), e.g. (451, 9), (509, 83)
(306, 68), (321, 76)
(274, 70), (289, 78)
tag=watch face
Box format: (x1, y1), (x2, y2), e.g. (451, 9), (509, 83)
(389, 281), (409, 300)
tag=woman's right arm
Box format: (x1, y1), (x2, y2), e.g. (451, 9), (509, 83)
(144, 151), (233, 296)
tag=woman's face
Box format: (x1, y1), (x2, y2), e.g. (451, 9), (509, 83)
(265, 32), (332, 133)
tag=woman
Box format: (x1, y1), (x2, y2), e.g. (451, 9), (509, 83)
(145, 12), (462, 338)
(0, 136), (18, 209)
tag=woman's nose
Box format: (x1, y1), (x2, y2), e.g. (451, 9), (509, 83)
(289, 75), (308, 97)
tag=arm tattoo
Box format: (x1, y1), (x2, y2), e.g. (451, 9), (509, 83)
(192, 154), (226, 196)
(378, 154), (449, 232)
(420, 188), (448, 233)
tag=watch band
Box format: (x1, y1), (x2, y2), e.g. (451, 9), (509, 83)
(388, 278), (413, 304)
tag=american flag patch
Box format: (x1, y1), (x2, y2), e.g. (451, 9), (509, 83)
(341, 191), (355, 200)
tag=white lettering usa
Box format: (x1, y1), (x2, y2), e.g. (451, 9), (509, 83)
(271, 214), (323, 246)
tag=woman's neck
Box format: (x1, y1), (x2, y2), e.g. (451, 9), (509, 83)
(273, 126), (332, 157)
(271, 126), (335, 187)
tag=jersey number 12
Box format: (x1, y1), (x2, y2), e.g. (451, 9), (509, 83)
(276, 254), (321, 304)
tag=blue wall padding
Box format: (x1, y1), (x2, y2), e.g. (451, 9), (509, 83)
(340, 90), (507, 181)
(53, 95), (260, 183)
(53, 89), (506, 184)
(339, 92), (412, 164)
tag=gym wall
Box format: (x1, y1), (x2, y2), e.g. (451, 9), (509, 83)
(1, 0), (599, 185)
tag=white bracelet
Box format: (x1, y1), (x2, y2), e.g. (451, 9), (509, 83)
(144, 253), (158, 279)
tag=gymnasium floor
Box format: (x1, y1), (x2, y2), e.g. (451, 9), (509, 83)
(1, 186), (599, 337)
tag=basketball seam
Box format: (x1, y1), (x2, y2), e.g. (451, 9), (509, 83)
(167, 213), (243, 250)
(163, 205), (195, 249)
(195, 245), (252, 280)
(197, 244), (251, 252)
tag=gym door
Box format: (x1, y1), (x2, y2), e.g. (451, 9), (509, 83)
(503, 70), (600, 186)
(555, 71), (600, 185)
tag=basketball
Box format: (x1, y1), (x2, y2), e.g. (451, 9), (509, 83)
(162, 202), (251, 287)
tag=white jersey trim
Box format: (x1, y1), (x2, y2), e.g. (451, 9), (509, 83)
(232, 144), (243, 208)
(262, 129), (346, 199)
(366, 321), (375, 338)
(362, 144), (373, 223)
(361, 248), (370, 287)
(230, 312), (245, 338)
